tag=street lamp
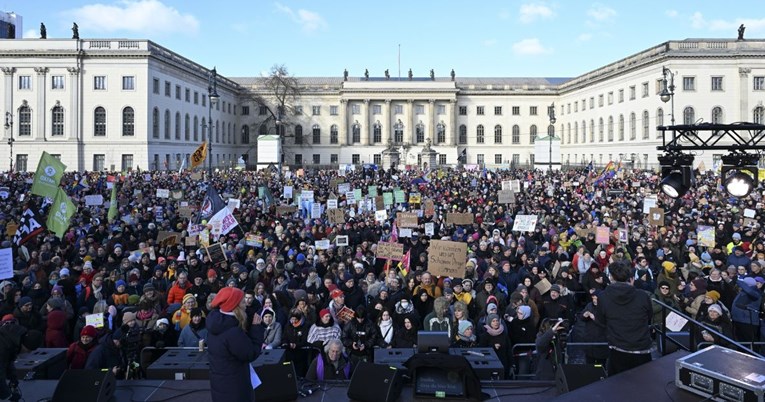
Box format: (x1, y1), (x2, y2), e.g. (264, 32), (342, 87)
(660, 66), (676, 125)
(275, 111), (282, 177)
(4, 112), (13, 172)
(548, 102), (556, 172)
(207, 67), (220, 177)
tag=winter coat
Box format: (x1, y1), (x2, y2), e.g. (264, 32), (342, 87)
(391, 325), (418, 348)
(578, 302), (608, 361)
(0, 324), (27, 399)
(651, 289), (680, 328)
(13, 308), (43, 332)
(205, 309), (262, 402)
(595, 282), (652, 352)
(534, 329), (563, 380)
(166, 282), (192, 305)
(45, 309), (69, 347)
(261, 321), (283, 349)
(84, 334), (125, 376)
(731, 282), (762, 325)
(177, 322), (209, 348)
(66, 340), (97, 369)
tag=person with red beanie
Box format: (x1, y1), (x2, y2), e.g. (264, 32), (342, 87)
(66, 325), (98, 369)
(206, 287), (264, 402)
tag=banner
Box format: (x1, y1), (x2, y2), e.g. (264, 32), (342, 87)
(208, 206), (239, 235)
(446, 213), (474, 226)
(595, 226), (610, 244)
(191, 142), (207, 169)
(47, 188), (76, 239)
(31, 152), (66, 199)
(13, 207), (45, 246)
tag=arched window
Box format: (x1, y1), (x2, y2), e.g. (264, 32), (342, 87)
(228, 122), (232, 144)
(18, 105), (31, 136)
(331, 125), (339, 144)
(415, 123), (425, 143)
(193, 116), (199, 141)
(581, 120), (586, 143)
(122, 107), (134, 136)
(458, 124), (467, 144)
(607, 116), (614, 141)
(598, 118), (604, 142)
(629, 113), (636, 140)
(494, 125), (503, 144)
(683, 107), (695, 125)
(94, 107), (106, 136)
(215, 120), (219, 143)
(618, 114), (625, 141)
(436, 123), (445, 144)
(642, 110), (650, 139)
(51, 106), (64, 136)
(547, 124), (555, 137)
(241, 125), (250, 144)
(589, 119), (595, 142)
(374, 123), (383, 144)
(184, 114), (190, 141)
(394, 121), (404, 143)
(711, 107), (723, 124)
(566, 123), (571, 144)
(530, 125), (537, 144)
(476, 125), (485, 144)
(656, 108), (664, 138)
(152, 108), (159, 138)
(574, 122), (578, 144)
(754, 106), (765, 124)
(352, 123), (360, 143)
(175, 112), (181, 139)
(294, 125), (302, 144)
(201, 118), (206, 141)
(164, 110), (171, 139)
(312, 124), (321, 144)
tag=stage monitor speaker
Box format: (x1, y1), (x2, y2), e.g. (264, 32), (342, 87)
(253, 361), (298, 402)
(555, 364), (606, 394)
(52, 369), (115, 402)
(347, 361), (403, 402)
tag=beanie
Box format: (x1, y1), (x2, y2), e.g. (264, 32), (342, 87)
(211, 287), (245, 313)
(143, 283), (155, 293)
(122, 311), (136, 323)
(458, 319), (473, 335)
(51, 285), (63, 295)
(128, 294), (141, 305)
(658, 280), (671, 289)
(207, 269), (217, 278)
(59, 268), (70, 277)
(486, 313), (500, 324)
(708, 304), (723, 315)
(330, 288), (344, 299)
(80, 325), (97, 338)
(705, 291), (721, 302)
(743, 277), (757, 287)
(487, 303), (498, 312)
(115, 280), (126, 289)
(319, 308), (330, 318)
(261, 308), (275, 318)
(18, 297), (32, 307)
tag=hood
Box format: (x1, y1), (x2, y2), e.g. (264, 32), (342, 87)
(608, 282), (639, 305)
(205, 309), (240, 336)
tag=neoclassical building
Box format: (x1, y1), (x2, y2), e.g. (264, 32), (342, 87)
(2, 36), (765, 172)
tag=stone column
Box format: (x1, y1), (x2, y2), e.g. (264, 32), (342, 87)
(383, 100), (391, 144)
(448, 100), (456, 146)
(428, 100), (435, 144)
(739, 67), (751, 122)
(339, 99), (348, 145)
(34, 67), (48, 141)
(67, 67), (80, 141)
(361, 99), (369, 145)
(1, 67), (14, 141)
(407, 100), (414, 144)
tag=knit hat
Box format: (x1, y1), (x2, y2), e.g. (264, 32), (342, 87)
(143, 283), (155, 293)
(182, 293), (196, 305)
(458, 320), (473, 335)
(122, 311), (136, 323)
(51, 285), (63, 295)
(59, 268), (70, 277)
(486, 313), (500, 324)
(658, 280), (671, 289)
(662, 261), (675, 273)
(156, 318), (169, 327)
(518, 305), (532, 320)
(226, 277), (237, 287)
(487, 303), (498, 313)
(207, 269), (217, 278)
(115, 280), (126, 289)
(18, 297), (32, 307)
(211, 287), (245, 313)
(319, 308), (331, 318)
(550, 285), (561, 294)
(732, 232), (742, 240)
(261, 308), (275, 318)
(296, 253), (306, 263)
(443, 287), (454, 296)
(707, 304), (723, 315)
(47, 298), (64, 310)
(80, 325), (97, 338)
(21, 330), (43, 351)
(742, 277), (757, 287)
(705, 291), (721, 302)
(128, 294), (141, 305)
(462, 278), (473, 287)
(330, 288), (344, 299)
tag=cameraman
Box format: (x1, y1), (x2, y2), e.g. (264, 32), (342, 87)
(0, 324), (43, 401)
(534, 318), (567, 380)
(342, 305), (377, 366)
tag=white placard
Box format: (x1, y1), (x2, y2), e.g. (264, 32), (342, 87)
(375, 210), (387, 222)
(283, 186), (293, 199)
(85, 313), (104, 328)
(311, 203), (322, 219)
(512, 214), (538, 232)
(572, 181), (580, 187)
(0, 248), (12, 280)
(227, 198), (241, 211)
(744, 208), (756, 218)
(156, 189), (170, 198)
(400, 228), (412, 238)
(345, 191), (356, 205)
(338, 183), (351, 194)
(300, 190), (314, 202)
(643, 196), (657, 214)
(327, 199), (338, 209)
(315, 239), (330, 250)
(84, 194), (104, 206)
(424, 222), (435, 236)
(511, 180), (521, 193)
(501, 180), (512, 190)
(336, 235), (349, 246)
(665, 311), (689, 332)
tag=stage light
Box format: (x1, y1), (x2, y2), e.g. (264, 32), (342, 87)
(658, 153), (694, 198)
(721, 153), (759, 198)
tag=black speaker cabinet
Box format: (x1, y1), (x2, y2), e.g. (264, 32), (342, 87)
(253, 361), (298, 402)
(15, 348), (67, 380)
(52, 369), (116, 402)
(555, 364), (606, 394)
(347, 361), (403, 402)
(252, 348), (286, 367)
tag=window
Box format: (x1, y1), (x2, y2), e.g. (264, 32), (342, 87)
(415, 124), (425, 143)
(18, 106), (31, 136)
(294, 125), (303, 144)
(313, 154), (320, 164)
(754, 106), (764, 124)
(175, 85), (181, 99)
(683, 106), (695, 124)
(642, 110), (650, 139)
(494, 106), (503, 116)
(493, 125), (502, 144)
(185, 88), (190, 102)
(312, 124), (321, 144)
(394, 105), (403, 115)
(656, 108), (664, 138)
(627, 86), (635, 101)
(618, 89), (624, 103)
(530, 125), (537, 144)
(608, 92), (613, 105)
(294, 154), (303, 165)
(94, 107), (106, 136)
(711, 107), (723, 124)
(589, 97), (594, 109)
(312, 106), (321, 116)
(436, 123), (445, 144)
(193, 116), (199, 141)
(476, 106), (484, 115)
(629, 113), (635, 140)
(574, 122), (579, 143)
(352, 104), (361, 115)
(415, 105), (425, 115)
(683, 76), (695, 91)
(164, 110), (171, 139)
(119, 107), (134, 136)
(580, 121), (586, 143)
(512, 106), (521, 116)
(530, 106), (537, 116)
(574, 102), (579, 112)
(258, 106), (268, 116)
(175, 112), (181, 139)
(19, 76), (31, 90)
(512, 125), (520, 144)
(51, 106), (64, 136)
(352, 154), (360, 164)
(642, 82), (649, 98)
(352, 124), (361, 143)
(201, 96), (206, 107)
(153, 78), (159, 94)
(438, 154), (446, 165)
(459, 106), (467, 115)
(459, 125), (467, 144)
(330, 154), (338, 164)
(122, 76), (135, 90)
(755, 77), (765, 90)
(598, 118), (604, 142)
(184, 114), (190, 140)
(373, 105), (382, 115)
(495, 154), (502, 164)
(607, 116), (613, 141)
(93, 154), (105, 171)
(437, 105), (445, 115)
(121, 154), (133, 171)
(151, 108), (159, 138)
(394, 122), (404, 143)
(241, 125), (249, 144)
(52, 75), (65, 90)
(194, 92), (199, 104)
(16, 154), (27, 172)
(241, 106), (249, 116)
(164, 81), (171, 97)
(94, 76), (106, 90)
(476, 154), (484, 165)
(711, 77), (723, 91)
(476, 125), (485, 144)
(598, 94), (604, 107)
(618, 115), (624, 141)
(373, 123), (382, 143)
(330, 125), (339, 144)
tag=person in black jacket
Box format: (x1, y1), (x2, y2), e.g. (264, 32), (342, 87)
(282, 308), (310, 377)
(508, 305), (535, 377)
(579, 292), (608, 365)
(391, 316), (418, 348)
(478, 313), (511, 379)
(342, 305), (378, 366)
(85, 329), (126, 378)
(534, 318), (567, 380)
(595, 261), (652, 375)
(0, 324), (43, 401)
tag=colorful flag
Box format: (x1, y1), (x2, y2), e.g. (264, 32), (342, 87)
(397, 249), (411, 277)
(107, 181), (118, 223)
(191, 142), (208, 170)
(30, 152), (66, 199)
(199, 183), (225, 223)
(13, 207), (45, 246)
(390, 220), (399, 243)
(47, 188), (76, 239)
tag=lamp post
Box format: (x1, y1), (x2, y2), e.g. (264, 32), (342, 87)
(4, 112), (13, 172)
(207, 67), (220, 177)
(275, 111), (282, 177)
(548, 102), (556, 172)
(660, 66), (676, 125)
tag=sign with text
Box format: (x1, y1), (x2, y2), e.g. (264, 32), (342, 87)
(424, 222), (435, 236)
(335, 235), (349, 246)
(156, 189), (170, 198)
(311, 203), (322, 219)
(300, 190), (314, 202)
(423, 199), (435, 217)
(338, 183), (351, 194)
(376, 241), (404, 261)
(498, 190), (515, 204)
(328, 208), (345, 224)
(512, 214), (538, 232)
(648, 207), (665, 226)
(84, 195), (103, 206)
(595, 226), (610, 244)
(275, 205), (297, 215)
(394, 189), (406, 203)
(698, 225), (715, 247)
(0, 248), (12, 280)
(315, 239), (330, 250)
(283, 186), (293, 199)
(397, 212), (419, 228)
(446, 213), (474, 226)
(375, 196), (384, 210)
(204, 243), (228, 264)
(427, 240), (468, 278)
(327, 199), (338, 209)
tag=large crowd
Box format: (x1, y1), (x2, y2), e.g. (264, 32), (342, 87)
(0, 163), (763, 390)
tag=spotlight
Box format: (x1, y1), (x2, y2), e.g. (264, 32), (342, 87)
(721, 153), (759, 198)
(658, 153), (694, 198)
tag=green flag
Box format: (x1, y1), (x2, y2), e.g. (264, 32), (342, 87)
(107, 182), (118, 223)
(31, 152), (66, 199)
(47, 188), (76, 239)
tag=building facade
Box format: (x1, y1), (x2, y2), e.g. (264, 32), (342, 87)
(2, 37), (765, 172)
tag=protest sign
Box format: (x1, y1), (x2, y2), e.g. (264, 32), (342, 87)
(315, 239), (331, 250)
(424, 222), (434, 236)
(698, 225), (715, 247)
(376, 242), (404, 261)
(245, 234), (262, 248)
(205, 243), (228, 264)
(335, 235), (349, 246)
(283, 186), (293, 199)
(84, 195), (103, 206)
(156, 189), (170, 198)
(383, 192), (393, 206)
(375, 196), (385, 210)
(498, 190), (515, 204)
(446, 213), (473, 226)
(171, 190), (183, 200)
(649, 207), (665, 226)
(394, 190), (406, 203)
(397, 212), (419, 228)
(311, 203), (322, 219)
(86, 313), (104, 329)
(534, 278), (552, 295)
(424, 199), (435, 217)
(596, 226), (610, 244)
(300, 190), (314, 202)
(0, 248), (12, 280)
(275, 205), (297, 215)
(512, 215), (538, 232)
(409, 193), (421, 204)
(643, 196), (658, 214)
(345, 191), (356, 205)
(328, 209), (345, 224)
(338, 183), (351, 194)
(375, 210), (387, 223)
(327, 199), (338, 209)
(427, 240), (468, 278)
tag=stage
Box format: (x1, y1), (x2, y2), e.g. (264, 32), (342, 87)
(18, 351), (701, 401)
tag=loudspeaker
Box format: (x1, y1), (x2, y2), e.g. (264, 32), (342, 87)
(555, 364), (606, 394)
(52, 369), (116, 402)
(253, 361), (298, 402)
(347, 361), (403, 402)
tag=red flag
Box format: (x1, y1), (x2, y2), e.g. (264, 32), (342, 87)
(398, 249), (411, 277)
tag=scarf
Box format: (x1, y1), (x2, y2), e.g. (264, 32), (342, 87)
(292, 316), (305, 328)
(379, 319), (393, 344)
(483, 323), (504, 337)
(457, 332), (476, 343)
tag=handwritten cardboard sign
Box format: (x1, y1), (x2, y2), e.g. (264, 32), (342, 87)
(275, 205), (297, 215)
(397, 212), (419, 228)
(649, 207), (665, 226)
(446, 213), (473, 226)
(204, 243), (228, 264)
(498, 190), (515, 204)
(427, 240), (468, 278)
(328, 209), (345, 224)
(157, 231), (182, 247)
(336, 235), (349, 246)
(376, 241), (405, 261)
